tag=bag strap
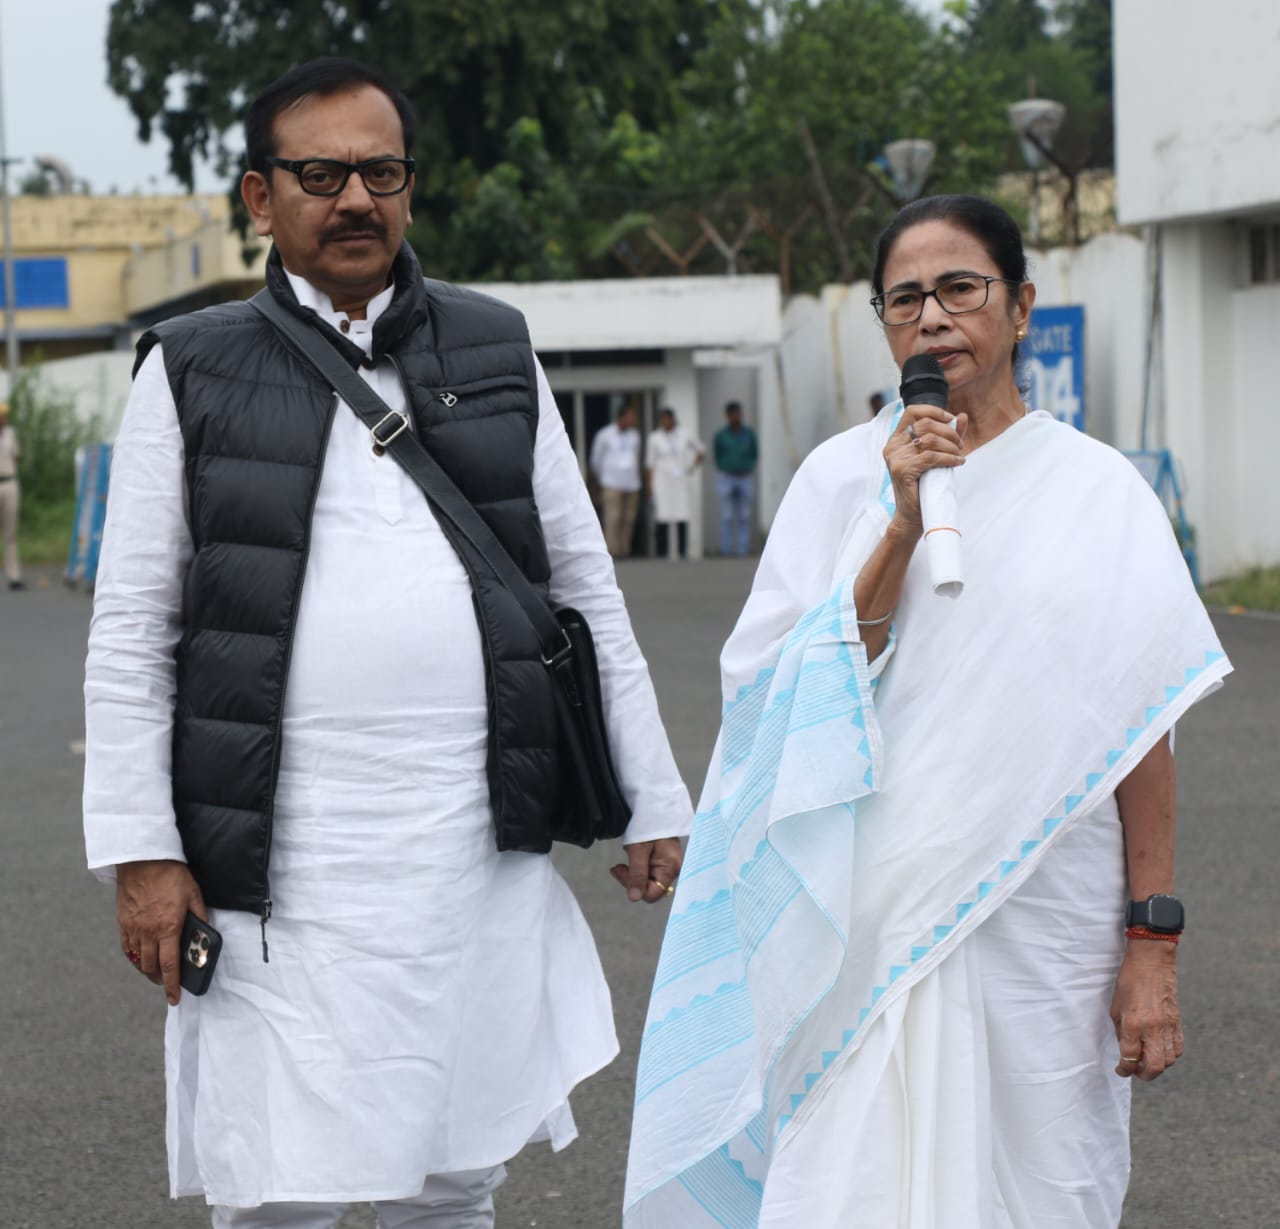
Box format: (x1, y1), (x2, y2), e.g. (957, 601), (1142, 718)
(249, 290), (569, 661)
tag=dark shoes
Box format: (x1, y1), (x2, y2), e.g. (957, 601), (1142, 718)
(8, 580), (25, 591)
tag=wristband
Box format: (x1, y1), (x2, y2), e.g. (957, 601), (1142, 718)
(1125, 926), (1179, 945)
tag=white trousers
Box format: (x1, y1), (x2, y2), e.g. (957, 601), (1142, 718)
(211, 1166), (506, 1229)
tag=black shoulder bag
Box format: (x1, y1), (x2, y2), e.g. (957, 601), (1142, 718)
(250, 291), (631, 850)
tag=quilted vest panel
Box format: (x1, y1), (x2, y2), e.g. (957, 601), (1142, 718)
(140, 251), (563, 916)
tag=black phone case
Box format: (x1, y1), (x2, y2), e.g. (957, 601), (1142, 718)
(179, 912), (223, 996)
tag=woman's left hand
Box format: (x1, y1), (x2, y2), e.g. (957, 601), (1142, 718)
(1110, 941), (1183, 1080)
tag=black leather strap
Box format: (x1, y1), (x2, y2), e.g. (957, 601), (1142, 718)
(250, 289), (566, 657)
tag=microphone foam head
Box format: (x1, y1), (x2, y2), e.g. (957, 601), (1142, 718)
(899, 353), (949, 409)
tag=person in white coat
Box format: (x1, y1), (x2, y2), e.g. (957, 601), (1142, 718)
(645, 407), (704, 560)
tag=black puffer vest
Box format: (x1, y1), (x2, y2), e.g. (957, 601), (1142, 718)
(138, 243), (562, 920)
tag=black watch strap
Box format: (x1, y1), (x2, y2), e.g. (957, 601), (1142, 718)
(1125, 894), (1185, 934)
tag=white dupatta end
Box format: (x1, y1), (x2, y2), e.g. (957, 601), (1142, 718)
(624, 576), (883, 1229)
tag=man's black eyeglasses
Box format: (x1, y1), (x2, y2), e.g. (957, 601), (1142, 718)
(264, 156), (415, 197)
(871, 273), (1021, 327)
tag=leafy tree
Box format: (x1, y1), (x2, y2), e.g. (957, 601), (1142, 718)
(106, 0), (1113, 289)
(106, 0), (752, 280)
(642, 0), (1013, 286)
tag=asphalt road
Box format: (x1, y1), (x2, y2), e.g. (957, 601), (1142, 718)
(1, 560), (1276, 1228)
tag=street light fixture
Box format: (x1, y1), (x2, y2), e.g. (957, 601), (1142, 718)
(883, 139), (936, 203)
(1008, 98), (1070, 244)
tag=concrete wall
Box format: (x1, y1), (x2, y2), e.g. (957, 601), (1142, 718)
(6, 350), (136, 437)
(483, 275), (782, 350)
(1115, 0), (1280, 224)
(1025, 233), (1147, 449)
(1156, 221), (1280, 580)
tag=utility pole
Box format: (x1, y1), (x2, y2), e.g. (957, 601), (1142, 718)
(0, 6), (18, 384)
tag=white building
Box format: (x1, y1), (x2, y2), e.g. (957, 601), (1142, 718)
(1114, 0), (1280, 580)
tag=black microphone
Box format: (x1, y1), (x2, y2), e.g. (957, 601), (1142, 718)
(899, 355), (963, 596)
(899, 353), (949, 411)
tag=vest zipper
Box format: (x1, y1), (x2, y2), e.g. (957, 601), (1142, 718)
(258, 390), (341, 962)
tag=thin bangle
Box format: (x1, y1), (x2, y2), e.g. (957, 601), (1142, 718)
(856, 609), (894, 627)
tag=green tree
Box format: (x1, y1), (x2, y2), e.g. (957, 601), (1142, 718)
(644, 0), (1012, 287)
(106, 0), (751, 280)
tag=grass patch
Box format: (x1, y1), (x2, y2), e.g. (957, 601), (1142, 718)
(1202, 566), (1280, 613)
(19, 495), (77, 567)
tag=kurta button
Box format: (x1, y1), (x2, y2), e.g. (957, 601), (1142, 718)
(340, 319), (350, 334)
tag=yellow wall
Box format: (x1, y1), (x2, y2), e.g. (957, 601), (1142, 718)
(5, 192), (264, 359)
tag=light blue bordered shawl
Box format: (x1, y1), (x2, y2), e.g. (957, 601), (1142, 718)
(624, 406), (1229, 1228)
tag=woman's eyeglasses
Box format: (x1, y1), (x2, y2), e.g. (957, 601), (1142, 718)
(871, 273), (1021, 326)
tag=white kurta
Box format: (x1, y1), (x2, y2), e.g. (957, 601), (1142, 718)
(646, 428), (703, 523)
(83, 276), (693, 1208)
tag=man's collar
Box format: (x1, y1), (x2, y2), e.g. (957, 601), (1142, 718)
(282, 269), (396, 328)
(263, 242), (431, 368)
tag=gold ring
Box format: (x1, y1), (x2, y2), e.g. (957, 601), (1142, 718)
(651, 879), (676, 896)
(126, 949), (141, 966)
(1119, 1054), (1141, 1063)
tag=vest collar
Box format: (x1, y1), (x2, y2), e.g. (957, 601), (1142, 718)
(264, 242), (433, 369)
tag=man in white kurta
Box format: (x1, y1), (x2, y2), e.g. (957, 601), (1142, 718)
(645, 407), (704, 560)
(84, 60), (691, 1227)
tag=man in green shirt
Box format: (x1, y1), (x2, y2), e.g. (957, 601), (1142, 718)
(712, 400), (758, 556)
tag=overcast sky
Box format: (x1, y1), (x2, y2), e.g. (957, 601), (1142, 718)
(5, 0), (947, 198)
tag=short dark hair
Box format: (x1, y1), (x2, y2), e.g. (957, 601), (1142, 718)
(244, 57), (417, 177)
(871, 194), (1027, 294)
(725, 401), (743, 416)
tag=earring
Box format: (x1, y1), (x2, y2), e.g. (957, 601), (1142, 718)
(1015, 327), (1026, 341)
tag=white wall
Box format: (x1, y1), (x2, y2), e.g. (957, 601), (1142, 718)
(1158, 222), (1238, 579)
(1115, 0), (1280, 224)
(4, 350), (136, 438)
(1231, 279), (1280, 568)
(1026, 233), (1147, 448)
(481, 275), (783, 351)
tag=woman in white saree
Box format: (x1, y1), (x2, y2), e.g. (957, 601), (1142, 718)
(624, 196), (1229, 1229)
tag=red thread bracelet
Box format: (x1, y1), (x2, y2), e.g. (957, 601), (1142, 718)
(1125, 926), (1180, 944)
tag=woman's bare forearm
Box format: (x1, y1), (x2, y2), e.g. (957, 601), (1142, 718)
(854, 519), (920, 661)
(1115, 734), (1177, 902)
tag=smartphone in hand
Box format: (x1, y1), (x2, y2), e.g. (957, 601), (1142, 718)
(179, 912), (223, 996)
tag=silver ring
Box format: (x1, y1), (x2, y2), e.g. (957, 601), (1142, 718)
(906, 423), (917, 442)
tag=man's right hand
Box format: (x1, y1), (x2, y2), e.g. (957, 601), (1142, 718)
(116, 860), (206, 1006)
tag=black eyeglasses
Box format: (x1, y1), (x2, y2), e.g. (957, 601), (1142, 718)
(264, 156), (415, 197)
(871, 273), (1021, 326)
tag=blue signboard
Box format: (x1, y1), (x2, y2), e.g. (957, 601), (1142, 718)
(0, 257), (71, 309)
(1024, 304), (1085, 431)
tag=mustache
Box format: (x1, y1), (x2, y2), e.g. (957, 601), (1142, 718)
(321, 220), (388, 244)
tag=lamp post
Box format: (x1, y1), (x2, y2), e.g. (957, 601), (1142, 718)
(883, 138), (936, 203)
(1008, 98), (1069, 245)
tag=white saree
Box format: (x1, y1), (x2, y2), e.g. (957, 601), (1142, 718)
(624, 407), (1230, 1229)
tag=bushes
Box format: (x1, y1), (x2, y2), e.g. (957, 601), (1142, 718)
(9, 369), (101, 565)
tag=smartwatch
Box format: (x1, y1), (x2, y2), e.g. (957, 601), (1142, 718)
(1125, 894), (1185, 934)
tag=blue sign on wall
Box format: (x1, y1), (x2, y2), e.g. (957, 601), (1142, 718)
(0, 257), (70, 309)
(1024, 304), (1085, 431)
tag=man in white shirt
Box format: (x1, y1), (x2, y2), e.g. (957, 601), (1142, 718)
(589, 403), (642, 557)
(83, 57), (690, 1229)
(645, 407), (704, 560)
